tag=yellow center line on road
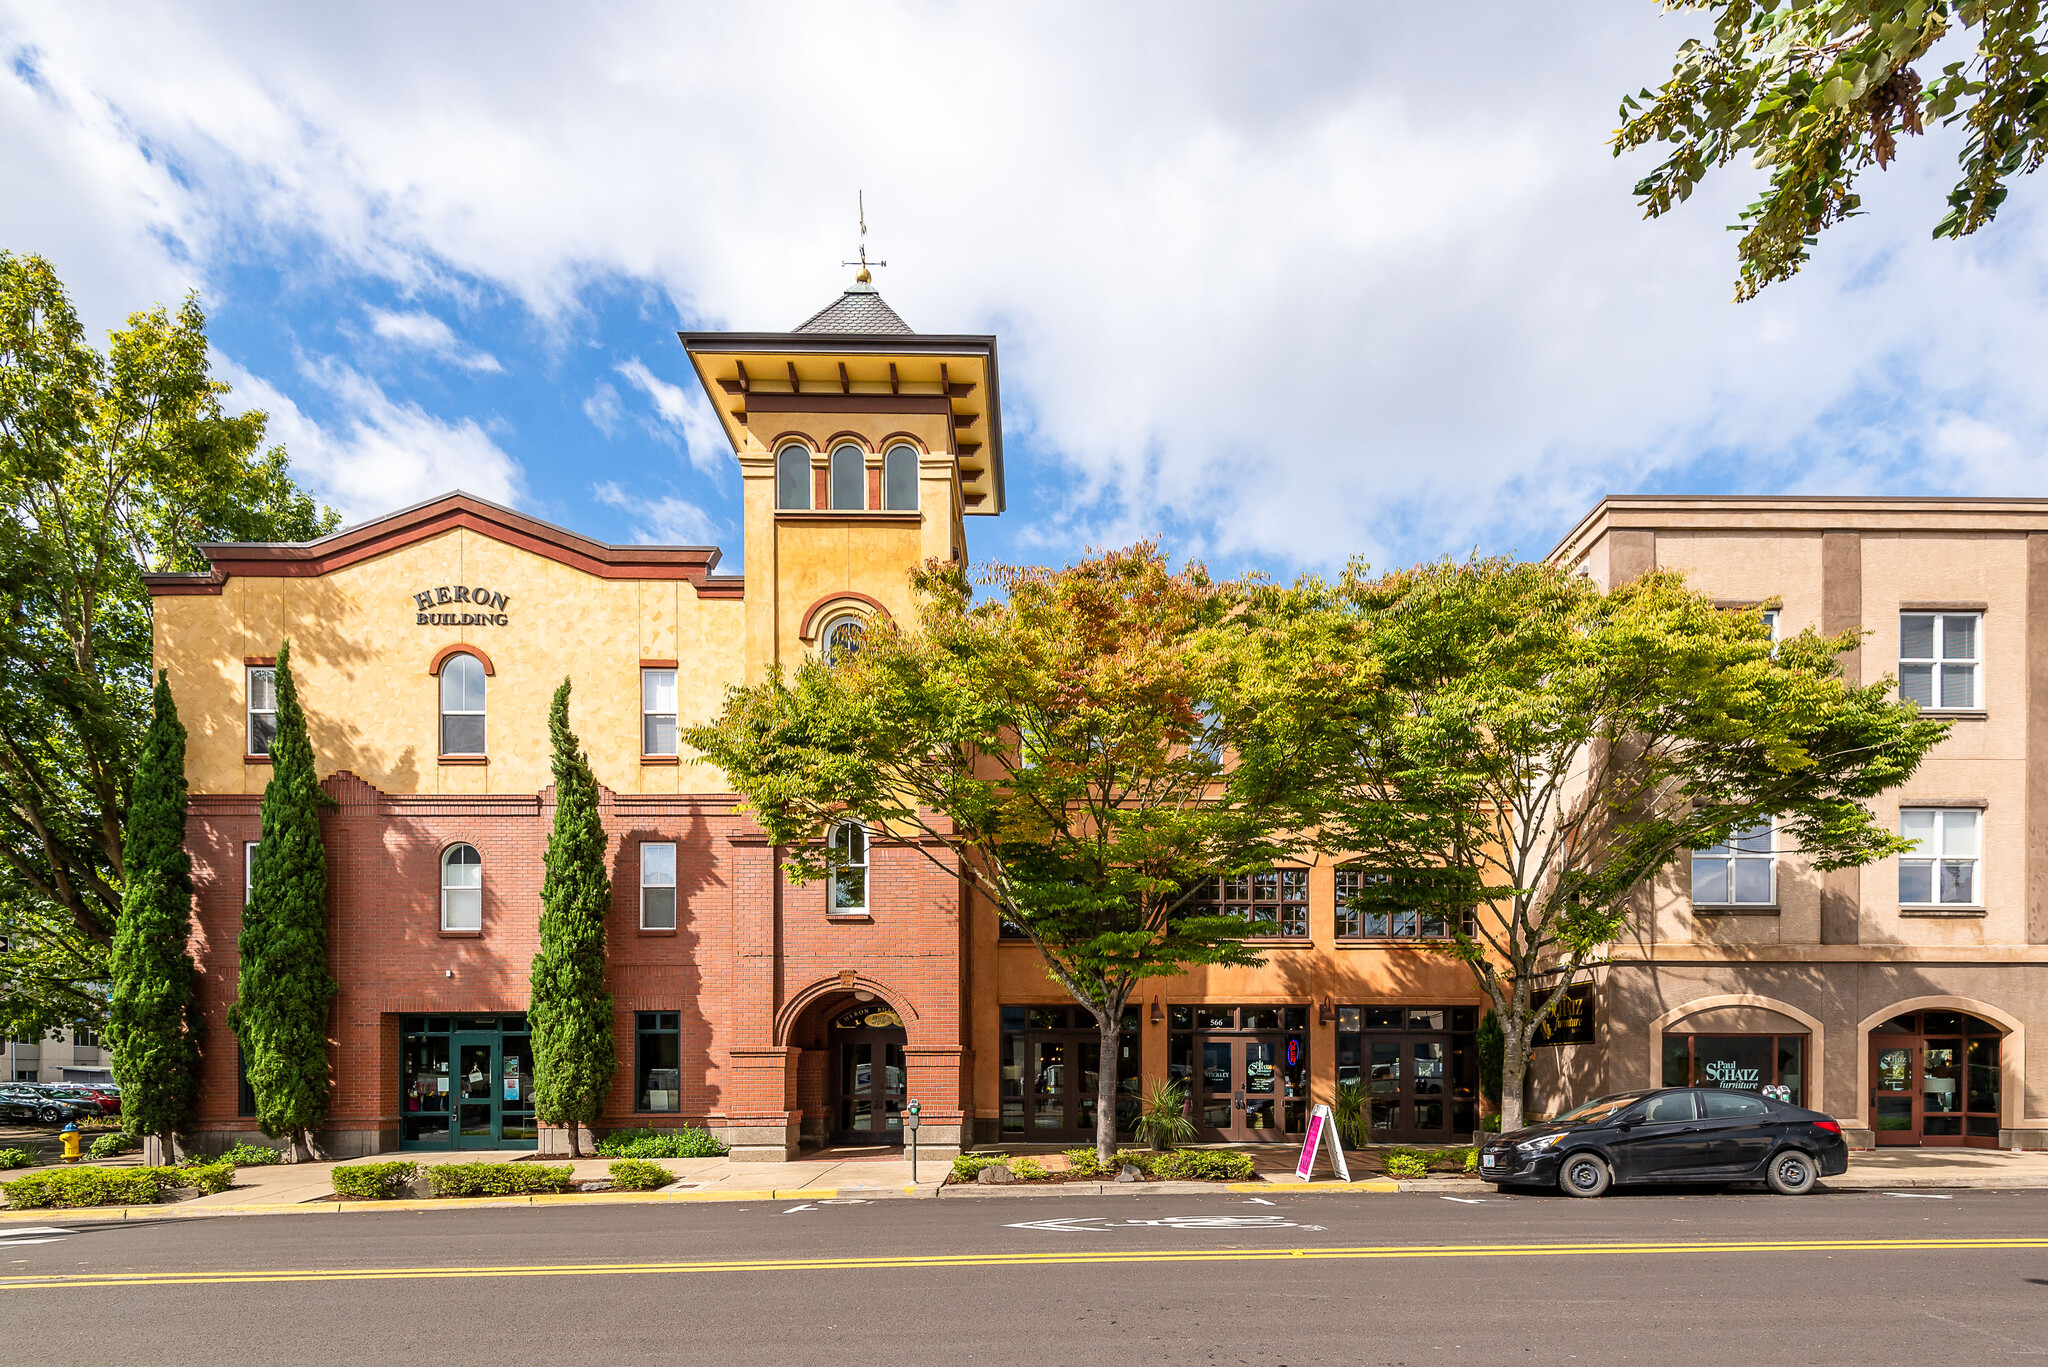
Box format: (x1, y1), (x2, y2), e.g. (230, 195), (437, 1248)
(5, 1237), (2048, 1291)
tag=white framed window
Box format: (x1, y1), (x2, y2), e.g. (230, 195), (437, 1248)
(1900, 808), (1979, 906)
(439, 653), (487, 755)
(883, 443), (919, 511)
(441, 843), (483, 931)
(1761, 608), (1779, 655)
(776, 444), (812, 510)
(820, 614), (866, 664)
(830, 443), (866, 510)
(1900, 612), (1979, 710)
(640, 842), (677, 930)
(827, 822), (868, 915)
(1691, 819), (1775, 906)
(641, 668), (678, 756)
(243, 841), (259, 906)
(247, 667), (277, 755)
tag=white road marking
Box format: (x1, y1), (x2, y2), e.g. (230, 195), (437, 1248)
(1883, 1192), (1953, 1199)
(1242, 1197), (1275, 1206)
(0, 1227), (74, 1240)
(1441, 1196), (1487, 1204)
(1007, 1214), (1314, 1233)
(779, 1204), (816, 1214)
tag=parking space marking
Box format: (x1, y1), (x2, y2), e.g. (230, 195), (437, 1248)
(1884, 1192), (1953, 1199)
(1441, 1197), (1486, 1205)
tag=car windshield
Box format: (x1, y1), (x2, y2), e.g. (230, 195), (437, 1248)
(1552, 1093), (1647, 1125)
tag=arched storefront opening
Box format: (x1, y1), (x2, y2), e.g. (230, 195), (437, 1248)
(1868, 1009), (2007, 1149)
(1658, 1004), (1814, 1108)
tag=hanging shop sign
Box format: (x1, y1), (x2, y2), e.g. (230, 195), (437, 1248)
(412, 584), (512, 627)
(1533, 984), (1596, 1047)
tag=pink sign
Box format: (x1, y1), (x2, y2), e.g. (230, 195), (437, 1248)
(1295, 1110), (1326, 1179)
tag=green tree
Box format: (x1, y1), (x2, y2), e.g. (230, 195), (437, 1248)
(1617, 2), (2048, 299)
(229, 642), (337, 1161)
(104, 672), (202, 1154)
(529, 679), (616, 1159)
(685, 546), (1360, 1162)
(0, 251), (334, 1042)
(1329, 557), (1945, 1131)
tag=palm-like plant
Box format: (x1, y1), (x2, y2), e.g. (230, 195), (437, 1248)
(1133, 1080), (1197, 1151)
(1333, 1079), (1370, 1149)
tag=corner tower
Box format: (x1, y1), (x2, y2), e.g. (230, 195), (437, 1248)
(679, 279), (1004, 683)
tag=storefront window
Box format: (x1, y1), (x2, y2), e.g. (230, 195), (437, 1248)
(998, 1005), (1140, 1140)
(399, 1014), (535, 1149)
(636, 1011), (681, 1112)
(1661, 1033), (1805, 1107)
(1335, 1005), (1478, 1139)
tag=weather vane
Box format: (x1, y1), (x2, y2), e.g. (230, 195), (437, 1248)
(842, 191), (886, 284)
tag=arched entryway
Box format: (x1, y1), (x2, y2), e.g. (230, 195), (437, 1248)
(1867, 1008), (2009, 1148)
(780, 984), (914, 1150)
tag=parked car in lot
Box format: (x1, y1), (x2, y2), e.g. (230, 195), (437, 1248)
(0, 1083), (99, 1126)
(47, 1083), (120, 1116)
(1479, 1087), (1850, 1197)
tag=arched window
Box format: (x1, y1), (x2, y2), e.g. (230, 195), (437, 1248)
(439, 653), (487, 755)
(777, 445), (812, 511)
(820, 614), (866, 664)
(827, 821), (868, 915)
(441, 844), (482, 931)
(883, 444), (919, 511)
(830, 443), (866, 511)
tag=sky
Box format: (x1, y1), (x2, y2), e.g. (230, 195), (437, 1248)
(3, 2), (2044, 581)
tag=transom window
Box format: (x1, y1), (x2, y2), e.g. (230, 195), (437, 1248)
(1334, 866), (1468, 939)
(439, 653), (487, 755)
(828, 822), (868, 915)
(641, 668), (678, 756)
(883, 443), (919, 511)
(247, 667), (277, 755)
(441, 844), (483, 931)
(776, 444), (813, 510)
(1691, 818), (1775, 906)
(1900, 808), (1979, 906)
(830, 443), (866, 510)
(640, 842), (677, 930)
(1191, 870), (1308, 938)
(1900, 612), (1979, 710)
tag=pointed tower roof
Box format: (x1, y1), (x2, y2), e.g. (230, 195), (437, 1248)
(792, 280), (914, 335)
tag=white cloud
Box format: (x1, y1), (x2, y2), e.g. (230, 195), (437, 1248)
(4, 4), (2046, 567)
(366, 307), (503, 373)
(614, 357), (727, 477)
(582, 380), (623, 438)
(220, 357), (526, 523)
(592, 479), (721, 546)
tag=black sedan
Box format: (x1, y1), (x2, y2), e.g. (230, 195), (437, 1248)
(1478, 1086), (1850, 1196)
(0, 1084), (98, 1126)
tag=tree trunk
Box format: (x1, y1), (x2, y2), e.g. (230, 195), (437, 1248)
(567, 1119), (582, 1159)
(1499, 1035), (1530, 1134)
(1096, 1012), (1122, 1164)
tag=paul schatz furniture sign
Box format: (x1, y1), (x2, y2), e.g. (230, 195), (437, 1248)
(1295, 1101), (1351, 1181)
(1533, 983), (1596, 1047)
(412, 584), (511, 627)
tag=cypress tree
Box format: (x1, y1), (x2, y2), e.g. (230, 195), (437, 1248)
(529, 678), (615, 1158)
(106, 672), (202, 1156)
(229, 640), (337, 1161)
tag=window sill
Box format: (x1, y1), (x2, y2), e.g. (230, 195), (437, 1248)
(1914, 709), (1987, 720)
(1240, 936), (1311, 945)
(438, 755), (488, 766)
(1899, 906), (1987, 918)
(437, 929), (484, 939)
(1693, 904), (1781, 917)
(640, 755), (680, 766)
(244, 754), (273, 765)
(774, 510), (921, 524)
(1335, 937), (1459, 947)
(637, 926), (678, 936)
(826, 912), (873, 923)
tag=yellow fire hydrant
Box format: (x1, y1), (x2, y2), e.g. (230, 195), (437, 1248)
(60, 1123), (82, 1163)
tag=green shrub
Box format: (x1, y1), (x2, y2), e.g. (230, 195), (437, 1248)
(222, 1141), (283, 1166)
(332, 1161), (421, 1200)
(950, 1152), (1009, 1183)
(0, 1148), (29, 1171)
(1061, 1147), (1105, 1178)
(154, 1160), (235, 1196)
(1111, 1150), (1157, 1176)
(1463, 1148), (1480, 1174)
(2, 1166), (162, 1209)
(1133, 1080), (1197, 1150)
(594, 1126), (728, 1159)
(89, 1132), (140, 1160)
(1150, 1149), (1256, 1182)
(1383, 1148), (1430, 1179)
(606, 1158), (670, 1191)
(1482, 1115), (1502, 1133)
(426, 1162), (574, 1199)
(1427, 1147), (1473, 1171)
(1009, 1156), (1050, 1181)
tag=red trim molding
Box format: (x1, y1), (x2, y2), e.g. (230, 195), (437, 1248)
(437, 755), (489, 766)
(243, 655), (276, 667)
(798, 591), (893, 642)
(244, 754), (273, 766)
(639, 658), (678, 669)
(640, 755), (680, 766)
(428, 644), (495, 676)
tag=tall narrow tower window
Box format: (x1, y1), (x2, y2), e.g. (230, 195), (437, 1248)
(884, 444), (918, 511)
(439, 653), (487, 755)
(831, 444), (865, 510)
(777, 445), (812, 511)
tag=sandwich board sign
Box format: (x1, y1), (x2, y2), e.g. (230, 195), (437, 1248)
(1295, 1102), (1351, 1181)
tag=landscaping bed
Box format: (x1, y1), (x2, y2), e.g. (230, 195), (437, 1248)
(0, 1158), (238, 1210)
(944, 1144), (1481, 1187)
(328, 1159), (680, 1201)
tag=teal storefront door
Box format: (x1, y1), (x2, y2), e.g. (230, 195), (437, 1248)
(401, 1015), (536, 1150)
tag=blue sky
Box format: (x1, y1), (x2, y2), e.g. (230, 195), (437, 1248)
(4, 3), (2044, 583)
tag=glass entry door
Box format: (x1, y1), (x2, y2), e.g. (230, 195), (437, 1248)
(453, 1034), (500, 1148)
(1191, 1037), (1285, 1142)
(400, 1014), (535, 1150)
(835, 1034), (907, 1144)
(1872, 1040), (1918, 1145)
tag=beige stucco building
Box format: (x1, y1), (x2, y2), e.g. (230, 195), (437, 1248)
(1544, 497), (2048, 1149)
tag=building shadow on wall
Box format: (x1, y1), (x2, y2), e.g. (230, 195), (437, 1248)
(605, 800), (718, 1128)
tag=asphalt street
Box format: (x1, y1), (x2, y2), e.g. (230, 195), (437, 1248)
(5, 1185), (2047, 1365)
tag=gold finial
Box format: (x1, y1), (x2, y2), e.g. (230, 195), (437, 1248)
(842, 191), (886, 287)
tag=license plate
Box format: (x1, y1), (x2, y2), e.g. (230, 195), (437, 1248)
(1481, 1155), (1499, 1169)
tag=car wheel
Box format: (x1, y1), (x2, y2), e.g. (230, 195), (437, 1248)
(37, 1105), (58, 1124)
(1559, 1153), (1611, 1198)
(1766, 1149), (1818, 1196)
